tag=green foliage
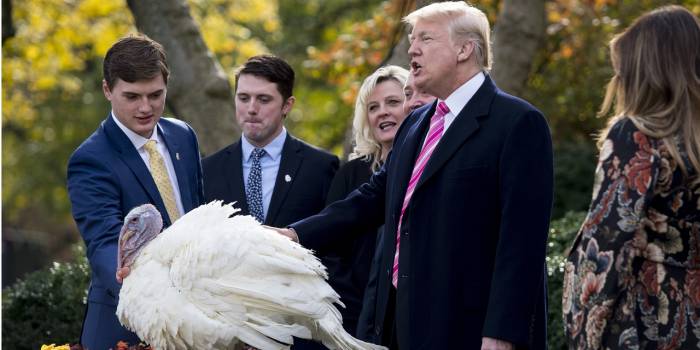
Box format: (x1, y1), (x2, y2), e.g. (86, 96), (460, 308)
(280, 0), (390, 152)
(526, 0), (700, 145)
(552, 141), (597, 219)
(2, 0), (132, 231)
(188, 0), (281, 69)
(2, 245), (90, 350)
(546, 211), (587, 350)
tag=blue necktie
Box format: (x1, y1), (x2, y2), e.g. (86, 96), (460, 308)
(246, 148), (266, 223)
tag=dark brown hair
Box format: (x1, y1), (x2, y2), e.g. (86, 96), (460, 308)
(599, 5), (700, 182)
(234, 55), (295, 100)
(103, 34), (170, 90)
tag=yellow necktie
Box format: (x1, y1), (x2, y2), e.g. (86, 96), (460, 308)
(144, 140), (181, 222)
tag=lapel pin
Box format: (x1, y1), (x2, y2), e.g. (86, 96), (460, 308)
(176, 153), (180, 160)
(285, 174), (292, 183)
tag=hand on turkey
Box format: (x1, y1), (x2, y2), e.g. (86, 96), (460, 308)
(264, 225), (299, 242)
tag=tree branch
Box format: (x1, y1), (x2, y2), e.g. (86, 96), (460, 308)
(3, 0), (16, 44)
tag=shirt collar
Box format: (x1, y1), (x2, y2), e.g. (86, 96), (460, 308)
(443, 71), (485, 117)
(111, 111), (161, 149)
(241, 127), (287, 162)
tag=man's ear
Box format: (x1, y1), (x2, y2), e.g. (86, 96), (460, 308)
(282, 96), (296, 116)
(457, 41), (475, 63)
(102, 79), (113, 101)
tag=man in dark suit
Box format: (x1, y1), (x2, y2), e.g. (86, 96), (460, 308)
(67, 35), (204, 349)
(275, 2), (553, 350)
(203, 54), (338, 227)
(202, 55), (338, 349)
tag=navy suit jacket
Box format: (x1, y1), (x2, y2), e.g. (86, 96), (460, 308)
(67, 115), (204, 349)
(202, 134), (339, 228)
(292, 76), (553, 349)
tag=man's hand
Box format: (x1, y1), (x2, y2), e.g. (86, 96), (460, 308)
(481, 337), (513, 350)
(264, 226), (299, 243)
(116, 266), (130, 284)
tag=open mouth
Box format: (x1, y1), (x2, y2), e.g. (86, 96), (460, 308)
(411, 61), (422, 74)
(379, 121), (396, 130)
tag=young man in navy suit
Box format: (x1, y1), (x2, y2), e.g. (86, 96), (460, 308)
(202, 55), (338, 350)
(67, 35), (204, 349)
(275, 2), (553, 349)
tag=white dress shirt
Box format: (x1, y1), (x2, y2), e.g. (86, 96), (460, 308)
(419, 72), (485, 150)
(111, 112), (184, 217)
(442, 71), (485, 132)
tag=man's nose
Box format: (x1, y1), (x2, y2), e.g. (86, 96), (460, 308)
(137, 97), (151, 113)
(408, 41), (419, 56)
(246, 101), (259, 114)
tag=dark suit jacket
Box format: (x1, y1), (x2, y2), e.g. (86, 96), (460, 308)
(323, 157), (377, 336)
(67, 115), (204, 350)
(202, 133), (339, 227)
(202, 133), (339, 350)
(292, 76), (553, 349)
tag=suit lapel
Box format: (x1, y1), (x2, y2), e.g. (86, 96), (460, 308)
(103, 116), (172, 226)
(414, 76), (496, 190)
(225, 141), (249, 213)
(158, 123), (194, 212)
(265, 135), (303, 225)
(390, 105), (435, 215)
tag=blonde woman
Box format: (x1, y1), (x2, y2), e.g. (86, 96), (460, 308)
(348, 65), (411, 172)
(563, 5), (700, 349)
(322, 65), (409, 338)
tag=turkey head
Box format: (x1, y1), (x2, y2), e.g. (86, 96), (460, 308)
(117, 203), (163, 272)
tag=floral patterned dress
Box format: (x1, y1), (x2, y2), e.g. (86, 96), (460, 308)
(563, 118), (700, 349)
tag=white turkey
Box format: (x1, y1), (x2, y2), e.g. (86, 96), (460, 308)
(115, 201), (386, 350)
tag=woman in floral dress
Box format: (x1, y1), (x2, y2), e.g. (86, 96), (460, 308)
(563, 5), (700, 349)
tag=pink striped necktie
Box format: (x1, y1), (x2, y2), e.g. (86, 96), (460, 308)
(392, 101), (449, 287)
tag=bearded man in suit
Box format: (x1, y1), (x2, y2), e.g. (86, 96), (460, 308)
(67, 34), (204, 349)
(275, 2), (553, 349)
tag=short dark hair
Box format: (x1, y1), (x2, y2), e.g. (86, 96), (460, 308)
(103, 34), (170, 90)
(234, 55), (295, 100)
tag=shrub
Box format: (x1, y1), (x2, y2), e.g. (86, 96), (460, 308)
(546, 211), (586, 350)
(2, 245), (89, 350)
(552, 141), (597, 219)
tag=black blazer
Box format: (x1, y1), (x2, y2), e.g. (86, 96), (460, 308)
(323, 157), (376, 336)
(202, 133), (339, 228)
(203, 133), (339, 350)
(292, 76), (553, 349)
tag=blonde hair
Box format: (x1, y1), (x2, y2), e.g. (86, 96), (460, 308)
(598, 5), (700, 184)
(349, 65), (409, 171)
(403, 1), (492, 71)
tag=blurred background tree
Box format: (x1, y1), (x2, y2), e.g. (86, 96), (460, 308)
(3, 0), (700, 348)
